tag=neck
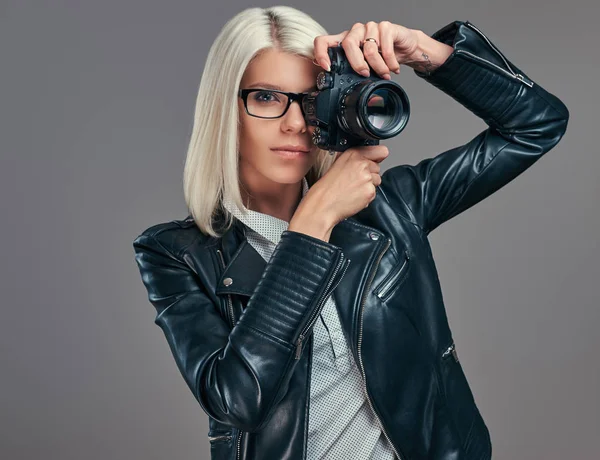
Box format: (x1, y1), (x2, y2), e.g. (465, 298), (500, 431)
(241, 179), (304, 223)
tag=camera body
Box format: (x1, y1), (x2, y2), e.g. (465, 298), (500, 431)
(302, 45), (411, 153)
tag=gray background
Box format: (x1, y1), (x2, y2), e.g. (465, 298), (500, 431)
(1, 0), (597, 459)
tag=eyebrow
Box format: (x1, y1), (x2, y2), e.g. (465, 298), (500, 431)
(247, 82), (316, 92)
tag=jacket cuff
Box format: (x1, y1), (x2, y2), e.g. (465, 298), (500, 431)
(413, 20), (536, 127)
(230, 230), (349, 348)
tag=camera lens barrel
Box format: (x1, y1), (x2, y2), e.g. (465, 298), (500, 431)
(339, 80), (410, 140)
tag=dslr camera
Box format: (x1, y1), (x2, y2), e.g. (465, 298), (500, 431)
(302, 45), (410, 153)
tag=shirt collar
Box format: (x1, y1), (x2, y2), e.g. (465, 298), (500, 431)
(222, 177), (309, 246)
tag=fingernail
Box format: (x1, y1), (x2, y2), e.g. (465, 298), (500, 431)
(325, 61), (331, 72)
(382, 73), (391, 80)
(360, 69), (370, 77)
(393, 68), (400, 74)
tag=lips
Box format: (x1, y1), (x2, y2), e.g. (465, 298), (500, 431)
(272, 149), (309, 159)
(271, 145), (310, 153)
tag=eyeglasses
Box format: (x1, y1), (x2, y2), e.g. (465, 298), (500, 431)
(238, 88), (311, 119)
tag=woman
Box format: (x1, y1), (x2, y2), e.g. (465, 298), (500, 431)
(133, 6), (568, 460)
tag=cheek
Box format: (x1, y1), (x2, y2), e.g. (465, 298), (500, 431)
(239, 115), (277, 150)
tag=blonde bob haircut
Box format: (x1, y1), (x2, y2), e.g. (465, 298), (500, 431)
(183, 6), (336, 238)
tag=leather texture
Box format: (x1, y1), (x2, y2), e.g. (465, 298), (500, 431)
(133, 19), (569, 460)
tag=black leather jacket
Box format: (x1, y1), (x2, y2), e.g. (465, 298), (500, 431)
(133, 20), (569, 460)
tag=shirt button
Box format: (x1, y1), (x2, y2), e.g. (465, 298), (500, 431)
(368, 231), (380, 240)
(223, 277), (233, 286)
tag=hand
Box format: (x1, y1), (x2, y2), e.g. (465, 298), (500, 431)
(313, 21), (420, 80)
(303, 145), (390, 226)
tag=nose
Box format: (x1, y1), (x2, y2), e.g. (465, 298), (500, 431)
(280, 100), (307, 134)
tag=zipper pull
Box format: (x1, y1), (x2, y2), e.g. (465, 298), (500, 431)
(295, 334), (304, 360)
(452, 346), (459, 363)
(442, 342), (459, 362)
(515, 73), (533, 86)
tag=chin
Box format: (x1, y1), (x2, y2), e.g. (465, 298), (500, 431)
(267, 166), (309, 184)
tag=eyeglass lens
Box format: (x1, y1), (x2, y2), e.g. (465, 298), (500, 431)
(246, 90), (291, 118)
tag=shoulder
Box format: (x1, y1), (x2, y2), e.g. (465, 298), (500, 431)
(378, 163), (422, 225)
(133, 214), (211, 257)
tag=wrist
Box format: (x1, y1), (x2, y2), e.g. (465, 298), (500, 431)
(404, 29), (454, 76)
(288, 217), (333, 242)
(289, 199), (336, 242)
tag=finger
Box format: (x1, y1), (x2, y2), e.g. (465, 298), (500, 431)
(371, 173), (382, 186)
(379, 146), (390, 162)
(379, 21), (401, 75)
(362, 22), (390, 79)
(313, 31), (349, 71)
(367, 161), (381, 174)
(371, 154), (388, 164)
(340, 23), (370, 77)
(352, 145), (389, 162)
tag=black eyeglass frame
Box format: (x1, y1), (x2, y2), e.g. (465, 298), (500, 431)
(238, 88), (311, 119)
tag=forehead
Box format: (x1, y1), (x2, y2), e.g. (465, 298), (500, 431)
(241, 48), (320, 91)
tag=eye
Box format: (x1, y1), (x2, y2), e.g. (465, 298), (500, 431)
(253, 90), (281, 103)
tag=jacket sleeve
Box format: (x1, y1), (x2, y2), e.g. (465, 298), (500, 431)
(132, 228), (349, 432)
(379, 20), (570, 235)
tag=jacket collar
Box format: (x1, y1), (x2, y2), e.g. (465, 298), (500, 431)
(193, 207), (269, 298)
(215, 232), (268, 298)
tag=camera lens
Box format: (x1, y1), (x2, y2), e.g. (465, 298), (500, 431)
(339, 80), (409, 140)
(365, 87), (401, 131)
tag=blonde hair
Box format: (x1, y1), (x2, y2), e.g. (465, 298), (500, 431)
(183, 6), (336, 237)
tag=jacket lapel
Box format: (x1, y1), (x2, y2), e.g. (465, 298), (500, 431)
(215, 238), (267, 297)
(328, 219), (389, 354)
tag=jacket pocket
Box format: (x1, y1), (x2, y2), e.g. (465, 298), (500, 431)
(439, 341), (479, 450)
(208, 433), (233, 443)
(373, 249), (411, 302)
(208, 429), (235, 460)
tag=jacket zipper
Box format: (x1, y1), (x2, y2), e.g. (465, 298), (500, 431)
(216, 249), (236, 329)
(303, 333), (315, 460)
(295, 253), (350, 359)
(459, 21), (534, 88)
(357, 237), (405, 460)
(236, 429), (242, 460)
(442, 341), (459, 363)
(375, 250), (410, 301)
(216, 248), (243, 460)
